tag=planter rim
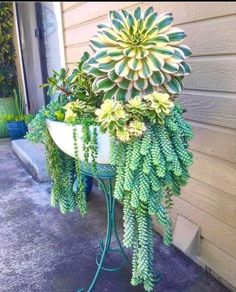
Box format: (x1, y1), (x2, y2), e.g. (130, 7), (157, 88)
(46, 118), (100, 129)
(46, 119), (111, 164)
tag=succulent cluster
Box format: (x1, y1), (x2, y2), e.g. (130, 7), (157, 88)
(83, 6), (191, 100)
(64, 100), (95, 123)
(96, 92), (174, 141)
(111, 103), (193, 291)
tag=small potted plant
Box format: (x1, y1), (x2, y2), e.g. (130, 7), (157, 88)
(3, 88), (34, 140)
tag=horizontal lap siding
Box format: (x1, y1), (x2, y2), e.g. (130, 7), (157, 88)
(62, 2), (236, 288)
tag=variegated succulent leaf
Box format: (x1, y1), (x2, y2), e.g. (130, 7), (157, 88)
(82, 6), (191, 100)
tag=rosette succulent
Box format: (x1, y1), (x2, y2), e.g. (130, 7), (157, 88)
(82, 6), (191, 100)
(95, 99), (126, 133)
(126, 96), (147, 118)
(64, 100), (96, 123)
(144, 92), (174, 124)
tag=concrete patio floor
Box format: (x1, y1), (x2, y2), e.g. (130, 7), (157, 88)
(0, 138), (229, 292)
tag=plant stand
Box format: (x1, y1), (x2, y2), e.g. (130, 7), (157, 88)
(78, 163), (130, 292)
(77, 162), (161, 291)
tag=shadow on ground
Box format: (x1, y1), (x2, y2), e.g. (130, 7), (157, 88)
(0, 139), (229, 292)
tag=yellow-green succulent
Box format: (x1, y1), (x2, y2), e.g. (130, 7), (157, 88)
(128, 120), (146, 138)
(126, 96), (147, 118)
(116, 127), (131, 142)
(144, 92), (174, 124)
(95, 99), (126, 133)
(64, 109), (77, 123)
(95, 92), (174, 141)
(82, 6), (191, 100)
(64, 100), (96, 123)
(145, 92), (174, 114)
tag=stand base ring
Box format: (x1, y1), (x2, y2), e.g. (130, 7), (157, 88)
(95, 248), (126, 272)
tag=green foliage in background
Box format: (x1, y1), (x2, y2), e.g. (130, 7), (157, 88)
(0, 88), (34, 124)
(0, 2), (17, 97)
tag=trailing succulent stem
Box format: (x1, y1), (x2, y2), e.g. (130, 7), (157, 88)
(73, 127), (88, 216)
(111, 104), (193, 291)
(45, 130), (77, 214)
(44, 128), (90, 216)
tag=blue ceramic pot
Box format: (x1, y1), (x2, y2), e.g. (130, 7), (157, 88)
(83, 174), (93, 197)
(7, 120), (27, 140)
(73, 174), (93, 199)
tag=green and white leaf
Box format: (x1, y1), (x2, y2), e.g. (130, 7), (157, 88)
(134, 78), (148, 90)
(149, 71), (165, 86)
(118, 78), (132, 90)
(164, 77), (182, 94)
(96, 77), (116, 90)
(115, 58), (130, 77)
(162, 61), (179, 73)
(157, 13), (173, 33)
(167, 28), (187, 45)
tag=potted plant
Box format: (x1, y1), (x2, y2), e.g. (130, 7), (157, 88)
(0, 2), (18, 137)
(1, 88), (34, 140)
(27, 7), (193, 291)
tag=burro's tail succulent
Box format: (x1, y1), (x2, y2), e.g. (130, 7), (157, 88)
(82, 6), (191, 100)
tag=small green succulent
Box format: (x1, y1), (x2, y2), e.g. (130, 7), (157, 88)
(96, 92), (174, 141)
(128, 120), (146, 138)
(64, 100), (96, 123)
(95, 99), (126, 134)
(144, 92), (174, 124)
(82, 6), (191, 100)
(126, 96), (147, 119)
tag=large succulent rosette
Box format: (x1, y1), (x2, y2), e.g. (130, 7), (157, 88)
(82, 6), (192, 100)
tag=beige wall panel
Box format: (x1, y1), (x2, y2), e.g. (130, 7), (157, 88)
(190, 123), (236, 163)
(182, 15), (236, 56)
(181, 178), (236, 229)
(62, 2), (84, 12)
(65, 14), (236, 58)
(141, 2), (236, 25)
(64, 21), (96, 46)
(171, 197), (236, 259)
(66, 44), (92, 64)
(184, 57), (236, 92)
(63, 2), (139, 29)
(179, 90), (236, 128)
(190, 151), (236, 196)
(63, 2), (236, 29)
(200, 239), (236, 288)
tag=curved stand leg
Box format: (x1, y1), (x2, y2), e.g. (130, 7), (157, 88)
(78, 177), (129, 292)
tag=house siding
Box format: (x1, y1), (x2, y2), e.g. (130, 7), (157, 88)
(61, 2), (236, 289)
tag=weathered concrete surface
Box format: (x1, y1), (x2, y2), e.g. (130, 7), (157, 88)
(0, 138), (229, 292)
(12, 139), (49, 183)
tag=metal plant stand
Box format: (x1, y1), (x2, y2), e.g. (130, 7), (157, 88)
(77, 162), (161, 291)
(78, 163), (130, 292)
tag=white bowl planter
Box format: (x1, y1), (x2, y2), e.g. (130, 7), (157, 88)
(46, 119), (111, 164)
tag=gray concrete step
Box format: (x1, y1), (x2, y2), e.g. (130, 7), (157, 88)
(12, 139), (49, 183)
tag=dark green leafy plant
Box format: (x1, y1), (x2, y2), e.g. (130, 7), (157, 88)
(26, 100), (66, 144)
(0, 2), (17, 97)
(41, 52), (103, 107)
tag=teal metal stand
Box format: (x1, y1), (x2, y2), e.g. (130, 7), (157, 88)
(78, 163), (130, 292)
